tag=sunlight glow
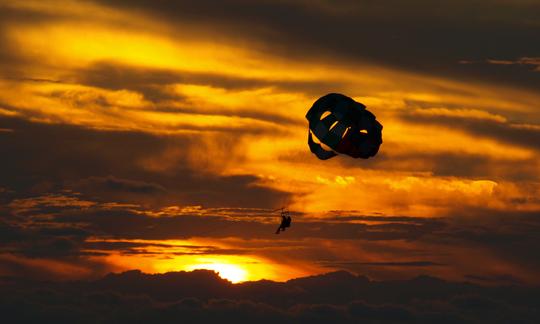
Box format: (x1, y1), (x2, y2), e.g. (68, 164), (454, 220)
(186, 261), (248, 283)
(88, 239), (311, 282)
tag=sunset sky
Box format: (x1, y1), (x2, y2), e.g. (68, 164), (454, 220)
(1, 0), (539, 285)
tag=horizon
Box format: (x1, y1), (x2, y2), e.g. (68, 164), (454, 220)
(3, 266), (539, 322)
(7, 267), (528, 286)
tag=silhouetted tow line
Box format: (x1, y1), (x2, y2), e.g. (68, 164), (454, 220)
(306, 93), (383, 160)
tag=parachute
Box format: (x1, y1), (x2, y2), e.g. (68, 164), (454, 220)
(306, 93), (383, 160)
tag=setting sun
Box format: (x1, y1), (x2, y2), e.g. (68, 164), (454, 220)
(186, 261), (247, 283)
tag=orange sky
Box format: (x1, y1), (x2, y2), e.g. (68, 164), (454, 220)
(1, 0), (539, 284)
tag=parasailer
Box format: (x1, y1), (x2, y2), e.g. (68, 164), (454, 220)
(275, 208), (292, 234)
(306, 93), (383, 160)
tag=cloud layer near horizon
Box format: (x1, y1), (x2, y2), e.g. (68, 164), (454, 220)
(3, 269), (540, 324)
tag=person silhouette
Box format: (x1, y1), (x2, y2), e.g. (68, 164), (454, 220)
(275, 209), (292, 234)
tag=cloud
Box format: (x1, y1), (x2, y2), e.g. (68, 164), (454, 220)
(336, 149), (539, 180)
(74, 61), (341, 102)
(461, 57), (540, 73)
(75, 176), (166, 194)
(2, 188), (540, 287)
(319, 261), (446, 267)
(92, 0), (540, 91)
(0, 116), (290, 208)
(83, 239), (248, 257)
(4, 0), (538, 94)
(0, 210), (93, 260)
(2, 269), (539, 323)
(4, 185), (540, 283)
(400, 107), (540, 151)
(464, 274), (523, 285)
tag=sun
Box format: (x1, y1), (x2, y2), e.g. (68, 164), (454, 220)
(186, 262), (248, 283)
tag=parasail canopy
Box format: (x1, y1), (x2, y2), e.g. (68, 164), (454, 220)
(306, 93), (383, 160)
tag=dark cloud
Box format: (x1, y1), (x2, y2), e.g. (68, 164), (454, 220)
(0, 116), (290, 208)
(84, 240), (248, 257)
(400, 109), (540, 151)
(74, 61), (341, 102)
(287, 140), (539, 181)
(3, 168), (540, 283)
(352, 150), (538, 180)
(464, 274), (523, 285)
(314, 260), (448, 280)
(0, 215), (91, 259)
(411, 208), (540, 281)
(323, 215), (437, 223)
(320, 261), (446, 267)
(74, 176), (166, 194)
(94, 0), (540, 91)
(2, 269), (539, 323)
(4, 181), (540, 282)
(29, 203), (444, 242)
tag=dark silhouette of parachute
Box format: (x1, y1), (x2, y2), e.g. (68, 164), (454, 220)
(306, 93), (383, 160)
